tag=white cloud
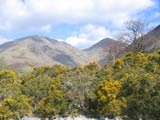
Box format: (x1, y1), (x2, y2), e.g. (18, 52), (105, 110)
(0, 0), (30, 32)
(154, 12), (160, 18)
(39, 25), (52, 33)
(0, 37), (12, 45)
(65, 24), (111, 49)
(0, 0), (155, 33)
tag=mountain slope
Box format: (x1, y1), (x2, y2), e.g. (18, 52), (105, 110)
(85, 38), (125, 65)
(142, 24), (160, 51)
(128, 24), (160, 52)
(0, 35), (89, 68)
(85, 38), (115, 51)
(2, 23), (159, 70)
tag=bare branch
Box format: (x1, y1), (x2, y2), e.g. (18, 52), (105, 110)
(124, 19), (148, 52)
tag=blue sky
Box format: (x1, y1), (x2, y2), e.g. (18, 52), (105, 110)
(0, 0), (159, 48)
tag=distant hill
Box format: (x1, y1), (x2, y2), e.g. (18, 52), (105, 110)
(0, 24), (159, 69)
(0, 36), (125, 69)
(128, 24), (160, 52)
(85, 38), (125, 65)
(85, 38), (115, 51)
(0, 35), (89, 69)
(142, 24), (160, 52)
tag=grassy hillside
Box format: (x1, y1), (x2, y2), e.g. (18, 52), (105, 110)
(0, 51), (159, 119)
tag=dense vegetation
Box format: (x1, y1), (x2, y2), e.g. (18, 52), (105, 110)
(0, 51), (160, 120)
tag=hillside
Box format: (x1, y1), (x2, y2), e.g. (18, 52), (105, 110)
(0, 36), (125, 68)
(0, 35), (89, 68)
(0, 24), (160, 69)
(128, 24), (160, 52)
(0, 51), (159, 119)
(85, 38), (125, 65)
(142, 24), (160, 51)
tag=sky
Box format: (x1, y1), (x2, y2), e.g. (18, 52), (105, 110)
(0, 0), (159, 49)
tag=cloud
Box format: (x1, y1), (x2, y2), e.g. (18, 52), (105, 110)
(0, 0), (30, 32)
(39, 25), (52, 33)
(0, 0), (155, 33)
(0, 37), (12, 45)
(65, 24), (111, 49)
(154, 12), (160, 18)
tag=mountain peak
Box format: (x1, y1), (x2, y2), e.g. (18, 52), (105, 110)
(152, 24), (160, 32)
(0, 35), (89, 68)
(85, 38), (115, 51)
(16, 35), (43, 39)
(16, 35), (53, 42)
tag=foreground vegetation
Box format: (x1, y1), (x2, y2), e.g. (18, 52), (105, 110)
(0, 51), (160, 120)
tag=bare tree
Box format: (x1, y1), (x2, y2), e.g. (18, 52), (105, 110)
(107, 41), (127, 63)
(124, 19), (147, 52)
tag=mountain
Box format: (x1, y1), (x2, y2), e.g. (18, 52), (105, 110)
(0, 36), (126, 69)
(0, 35), (89, 69)
(128, 24), (160, 52)
(85, 38), (125, 65)
(85, 38), (116, 51)
(142, 24), (160, 52)
(1, 24), (159, 69)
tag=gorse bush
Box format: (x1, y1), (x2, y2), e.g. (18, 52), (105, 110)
(0, 52), (159, 120)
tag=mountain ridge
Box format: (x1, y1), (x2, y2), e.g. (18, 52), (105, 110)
(0, 24), (160, 69)
(136, 24), (160, 52)
(0, 35), (89, 69)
